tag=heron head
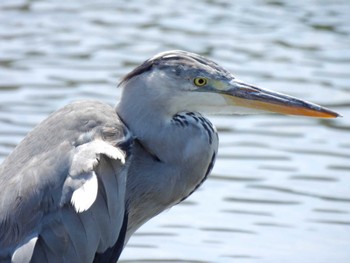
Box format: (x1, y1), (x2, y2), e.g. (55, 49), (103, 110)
(119, 50), (339, 118)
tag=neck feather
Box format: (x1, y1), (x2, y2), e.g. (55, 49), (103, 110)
(116, 82), (218, 239)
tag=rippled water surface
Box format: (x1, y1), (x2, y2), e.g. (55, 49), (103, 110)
(1, 0), (350, 262)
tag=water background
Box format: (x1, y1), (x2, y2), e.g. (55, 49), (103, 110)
(0, 0), (349, 262)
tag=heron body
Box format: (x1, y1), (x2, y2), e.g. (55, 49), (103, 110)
(0, 101), (130, 262)
(0, 51), (339, 262)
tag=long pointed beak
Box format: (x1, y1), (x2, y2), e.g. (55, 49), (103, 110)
(221, 79), (340, 118)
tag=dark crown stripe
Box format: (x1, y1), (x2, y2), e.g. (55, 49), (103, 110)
(118, 59), (154, 86)
(118, 50), (231, 87)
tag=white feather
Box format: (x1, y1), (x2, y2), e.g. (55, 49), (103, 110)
(69, 140), (125, 176)
(99, 143), (126, 164)
(12, 235), (38, 263)
(61, 140), (126, 210)
(71, 172), (98, 213)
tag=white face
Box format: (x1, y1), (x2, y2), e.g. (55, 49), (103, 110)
(173, 91), (270, 115)
(146, 67), (268, 116)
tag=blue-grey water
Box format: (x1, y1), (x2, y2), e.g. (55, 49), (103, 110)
(0, 0), (349, 262)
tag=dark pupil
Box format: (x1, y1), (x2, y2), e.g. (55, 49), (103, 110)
(198, 78), (204, 84)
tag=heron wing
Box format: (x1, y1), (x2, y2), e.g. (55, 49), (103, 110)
(0, 101), (132, 262)
(93, 209), (128, 263)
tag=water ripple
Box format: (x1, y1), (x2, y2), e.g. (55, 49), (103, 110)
(249, 185), (350, 203)
(1, 0), (349, 262)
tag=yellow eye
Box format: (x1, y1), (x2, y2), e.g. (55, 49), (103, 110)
(193, 77), (208, 87)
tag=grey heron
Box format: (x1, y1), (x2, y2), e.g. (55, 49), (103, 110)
(0, 50), (339, 262)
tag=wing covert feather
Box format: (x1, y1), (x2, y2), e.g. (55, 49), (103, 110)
(0, 100), (132, 262)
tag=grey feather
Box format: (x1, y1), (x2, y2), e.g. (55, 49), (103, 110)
(0, 51), (221, 262)
(0, 51), (250, 262)
(0, 100), (130, 262)
(0, 50), (338, 262)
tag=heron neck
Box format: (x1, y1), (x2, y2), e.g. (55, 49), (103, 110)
(116, 83), (218, 240)
(116, 82), (175, 162)
(116, 87), (179, 238)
